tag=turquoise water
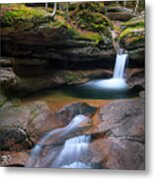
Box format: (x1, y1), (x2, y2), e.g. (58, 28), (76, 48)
(49, 81), (139, 100)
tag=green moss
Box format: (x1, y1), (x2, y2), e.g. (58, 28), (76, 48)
(119, 27), (144, 42)
(118, 26), (145, 49)
(74, 2), (105, 13)
(69, 10), (113, 44)
(66, 22), (103, 44)
(1, 4), (51, 26)
(0, 3), (113, 45)
(122, 19), (144, 29)
(49, 15), (102, 43)
(71, 10), (113, 32)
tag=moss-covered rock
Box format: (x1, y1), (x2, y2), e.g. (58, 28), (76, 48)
(0, 4), (51, 27)
(72, 2), (105, 14)
(119, 27), (144, 49)
(1, 4), (114, 45)
(118, 14), (145, 64)
(106, 11), (135, 21)
(118, 14), (145, 50)
(65, 22), (103, 44)
(121, 14), (144, 29)
(70, 10), (113, 44)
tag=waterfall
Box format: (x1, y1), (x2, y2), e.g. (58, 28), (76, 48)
(82, 49), (129, 90)
(51, 135), (91, 168)
(61, 161), (90, 168)
(26, 115), (91, 168)
(113, 53), (128, 79)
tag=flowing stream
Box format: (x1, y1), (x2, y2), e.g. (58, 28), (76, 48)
(26, 115), (91, 168)
(26, 49), (137, 168)
(51, 135), (91, 168)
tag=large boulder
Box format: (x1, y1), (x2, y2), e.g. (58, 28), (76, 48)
(25, 95), (145, 169)
(90, 137), (144, 170)
(56, 102), (97, 126)
(89, 93), (145, 170)
(98, 96), (144, 139)
(0, 97), (58, 150)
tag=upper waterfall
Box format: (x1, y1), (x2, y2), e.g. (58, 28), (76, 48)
(113, 53), (128, 79)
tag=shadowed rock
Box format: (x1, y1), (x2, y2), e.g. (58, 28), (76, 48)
(56, 102), (97, 126)
(0, 99), (58, 150)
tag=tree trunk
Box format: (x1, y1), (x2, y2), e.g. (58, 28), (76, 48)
(45, 3), (48, 9)
(51, 2), (57, 17)
(134, 0), (139, 14)
(65, 2), (69, 20)
(124, 0), (127, 8)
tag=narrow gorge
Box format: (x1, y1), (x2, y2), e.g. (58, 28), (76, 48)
(0, 1), (145, 170)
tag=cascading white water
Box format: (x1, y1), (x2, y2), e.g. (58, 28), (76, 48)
(26, 114), (91, 168)
(83, 50), (129, 90)
(61, 161), (90, 168)
(51, 135), (91, 168)
(113, 53), (128, 79)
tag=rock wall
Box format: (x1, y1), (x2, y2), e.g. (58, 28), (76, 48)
(0, 4), (145, 95)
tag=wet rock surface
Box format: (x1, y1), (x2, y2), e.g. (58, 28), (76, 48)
(56, 102), (97, 126)
(0, 92), (145, 169)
